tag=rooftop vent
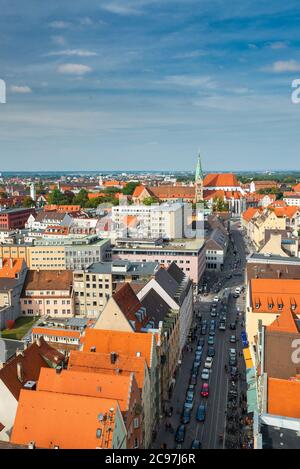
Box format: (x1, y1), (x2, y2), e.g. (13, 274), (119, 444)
(24, 380), (36, 390)
(110, 352), (117, 364)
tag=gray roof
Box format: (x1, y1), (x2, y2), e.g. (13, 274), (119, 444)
(167, 262), (185, 284)
(261, 423), (300, 449)
(0, 339), (25, 364)
(0, 278), (17, 291)
(141, 289), (170, 327)
(155, 268), (179, 299)
(87, 260), (159, 276)
(248, 253), (300, 264)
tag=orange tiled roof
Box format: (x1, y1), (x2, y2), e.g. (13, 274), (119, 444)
(68, 350), (146, 390)
(272, 206), (299, 218)
(82, 328), (153, 368)
(292, 183), (300, 192)
(267, 308), (299, 333)
(268, 377), (300, 418)
(203, 173), (239, 188)
(242, 207), (260, 222)
(251, 278), (300, 315)
(132, 185), (147, 198)
(149, 185), (195, 200)
(32, 327), (81, 339)
(0, 258), (24, 278)
(37, 368), (132, 413)
(11, 389), (119, 449)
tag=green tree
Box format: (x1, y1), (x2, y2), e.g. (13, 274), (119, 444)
(23, 196), (35, 208)
(48, 189), (64, 205)
(143, 196), (159, 206)
(122, 182), (139, 196)
(213, 197), (229, 212)
(74, 189), (89, 207)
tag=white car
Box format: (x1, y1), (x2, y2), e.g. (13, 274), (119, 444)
(213, 296), (219, 303)
(201, 368), (210, 380)
(204, 357), (213, 369)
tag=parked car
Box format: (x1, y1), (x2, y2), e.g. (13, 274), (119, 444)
(181, 407), (191, 424)
(201, 368), (210, 380)
(229, 323), (236, 330)
(230, 335), (236, 343)
(201, 325), (207, 335)
(190, 373), (197, 386)
(207, 347), (215, 357)
(196, 404), (206, 422)
(191, 439), (202, 449)
(213, 296), (219, 303)
(198, 338), (205, 347)
(233, 287), (241, 298)
(200, 382), (209, 397)
(175, 425), (186, 443)
(219, 320), (226, 331)
(204, 356), (213, 369)
(208, 335), (215, 345)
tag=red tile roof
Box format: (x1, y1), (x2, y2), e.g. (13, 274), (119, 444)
(203, 173), (239, 188)
(251, 279), (300, 315)
(82, 328), (154, 368)
(0, 339), (64, 400)
(11, 389), (120, 449)
(112, 283), (148, 331)
(268, 377), (300, 418)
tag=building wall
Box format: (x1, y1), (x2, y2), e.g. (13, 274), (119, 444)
(0, 380), (18, 442)
(112, 250), (204, 284)
(178, 286), (193, 353)
(94, 298), (133, 332)
(20, 293), (74, 318)
(73, 271), (112, 317)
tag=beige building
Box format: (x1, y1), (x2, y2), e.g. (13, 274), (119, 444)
(249, 210), (286, 249)
(20, 270), (74, 318)
(73, 260), (159, 318)
(0, 236), (110, 271)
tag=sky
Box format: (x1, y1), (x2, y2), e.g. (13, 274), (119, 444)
(1, 0), (300, 171)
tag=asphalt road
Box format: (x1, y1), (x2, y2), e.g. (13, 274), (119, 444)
(153, 221), (247, 450)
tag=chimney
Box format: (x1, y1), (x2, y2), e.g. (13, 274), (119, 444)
(17, 362), (24, 383)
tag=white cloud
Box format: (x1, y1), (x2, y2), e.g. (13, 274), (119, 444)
(80, 17), (93, 26)
(269, 41), (289, 50)
(265, 60), (300, 73)
(159, 75), (217, 89)
(51, 35), (66, 46)
(101, 3), (141, 15)
(10, 85), (32, 94)
(48, 49), (97, 57)
(57, 63), (92, 75)
(49, 21), (71, 29)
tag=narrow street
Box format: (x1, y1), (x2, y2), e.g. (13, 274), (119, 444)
(153, 220), (249, 449)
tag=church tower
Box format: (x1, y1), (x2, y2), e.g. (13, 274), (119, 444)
(195, 153), (204, 202)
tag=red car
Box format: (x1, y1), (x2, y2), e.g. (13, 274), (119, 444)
(200, 383), (209, 397)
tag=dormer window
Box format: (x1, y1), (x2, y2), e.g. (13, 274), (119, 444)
(255, 303), (260, 309)
(278, 303), (283, 310)
(291, 303), (297, 311)
(268, 303), (273, 310)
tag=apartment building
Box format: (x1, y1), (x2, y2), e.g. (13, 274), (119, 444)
(112, 202), (184, 240)
(73, 260), (159, 318)
(0, 236), (111, 271)
(112, 237), (206, 284)
(0, 208), (35, 230)
(20, 270), (74, 318)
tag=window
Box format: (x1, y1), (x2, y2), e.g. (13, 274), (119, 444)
(133, 418), (139, 429)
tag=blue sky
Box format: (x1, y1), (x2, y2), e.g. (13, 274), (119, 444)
(1, 0), (300, 171)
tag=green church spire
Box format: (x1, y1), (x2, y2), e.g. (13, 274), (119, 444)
(195, 153), (203, 182)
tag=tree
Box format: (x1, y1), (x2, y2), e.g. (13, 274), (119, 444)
(23, 196), (35, 208)
(143, 196), (159, 206)
(73, 189), (89, 207)
(213, 197), (229, 212)
(48, 189), (64, 205)
(122, 182), (139, 196)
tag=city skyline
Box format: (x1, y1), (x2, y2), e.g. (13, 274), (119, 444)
(1, 1), (300, 170)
